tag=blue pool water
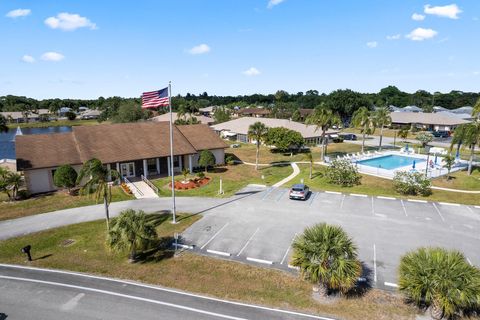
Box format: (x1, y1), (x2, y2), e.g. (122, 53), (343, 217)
(357, 155), (425, 170)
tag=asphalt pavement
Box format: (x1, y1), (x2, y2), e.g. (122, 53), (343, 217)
(0, 264), (330, 320)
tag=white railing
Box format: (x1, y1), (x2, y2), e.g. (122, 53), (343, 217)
(141, 174), (159, 194)
(124, 177), (144, 197)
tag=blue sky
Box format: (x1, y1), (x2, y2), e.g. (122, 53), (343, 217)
(1, 0), (479, 99)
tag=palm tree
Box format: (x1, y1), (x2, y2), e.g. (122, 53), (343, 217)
(473, 98), (480, 119)
(373, 107), (391, 151)
(0, 114), (9, 133)
(305, 106), (341, 162)
(77, 158), (120, 230)
(0, 167), (22, 201)
(442, 153), (455, 180)
(247, 122), (269, 170)
(351, 107), (375, 153)
(451, 122), (480, 175)
(399, 247), (480, 319)
(107, 209), (158, 261)
(306, 151), (313, 179)
(291, 223), (361, 297)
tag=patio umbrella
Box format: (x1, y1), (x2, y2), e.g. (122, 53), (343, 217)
(434, 154), (438, 165)
(405, 143), (409, 152)
(412, 160), (416, 169)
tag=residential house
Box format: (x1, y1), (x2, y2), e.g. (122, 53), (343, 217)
(390, 112), (470, 132)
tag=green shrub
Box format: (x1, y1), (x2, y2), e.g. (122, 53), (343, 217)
(393, 171), (431, 196)
(225, 154), (235, 165)
(53, 164), (78, 194)
(198, 150), (216, 172)
(65, 111), (77, 121)
(196, 172), (205, 179)
(325, 159), (361, 187)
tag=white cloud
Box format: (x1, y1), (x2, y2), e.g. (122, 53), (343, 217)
(473, 71), (480, 76)
(243, 67), (261, 76)
(21, 55), (35, 63)
(41, 52), (65, 62)
(45, 13), (97, 31)
(366, 41), (378, 48)
(406, 28), (438, 41)
(267, 0), (285, 9)
(424, 4), (462, 19)
(6, 8), (31, 18)
(188, 44), (211, 55)
(386, 34), (401, 40)
(411, 13), (425, 21)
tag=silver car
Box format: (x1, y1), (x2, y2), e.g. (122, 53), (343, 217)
(289, 184), (310, 200)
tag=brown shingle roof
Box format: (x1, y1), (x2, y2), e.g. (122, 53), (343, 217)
(177, 124), (228, 150)
(237, 108), (271, 115)
(16, 122), (226, 170)
(16, 132), (82, 170)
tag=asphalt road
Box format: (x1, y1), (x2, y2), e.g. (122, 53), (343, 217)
(0, 264), (330, 320)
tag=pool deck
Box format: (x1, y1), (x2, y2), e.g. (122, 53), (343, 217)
(345, 151), (467, 180)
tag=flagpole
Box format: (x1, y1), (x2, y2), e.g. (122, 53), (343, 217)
(168, 81), (177, 224)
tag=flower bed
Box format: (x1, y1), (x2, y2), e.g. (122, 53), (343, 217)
(120, 182), (132, 195)
(168, 177), (211, 190)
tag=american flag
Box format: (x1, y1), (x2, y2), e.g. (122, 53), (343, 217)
(142, 87), (169, 109)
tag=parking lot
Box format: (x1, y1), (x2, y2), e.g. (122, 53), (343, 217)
(181, 186), (480, 290)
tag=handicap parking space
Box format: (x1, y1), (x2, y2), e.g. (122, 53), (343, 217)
(181, 215), (231, 248)
(436, 203), (480, 233)
(403, 201), (443, 223)
(372, 198), (407, 219)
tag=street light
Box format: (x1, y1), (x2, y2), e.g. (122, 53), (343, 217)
(424, 145), (431, 176)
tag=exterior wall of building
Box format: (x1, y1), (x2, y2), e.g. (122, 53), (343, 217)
(211, 148), (225, 165)
(25, 168), (54, 194)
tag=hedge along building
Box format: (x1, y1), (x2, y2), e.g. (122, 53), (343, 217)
(16, 122), (227, 194)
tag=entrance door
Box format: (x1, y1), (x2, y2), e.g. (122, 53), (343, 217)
(120, 162), (135, 177)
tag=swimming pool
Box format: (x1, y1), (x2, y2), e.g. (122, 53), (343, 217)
(357, 155), (425, 170)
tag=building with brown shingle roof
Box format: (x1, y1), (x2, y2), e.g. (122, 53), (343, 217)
(16, 122), (227, 194)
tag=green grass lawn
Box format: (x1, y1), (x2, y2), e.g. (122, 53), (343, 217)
(291, 164), (480, 205)
(0, 186), (135, 222)
(152, 164), (292, 197)
(8, 119), (104, 129)
(0, 214), (416, 320)
(227, 142), (371, 164)
(432, 168), (480, 190)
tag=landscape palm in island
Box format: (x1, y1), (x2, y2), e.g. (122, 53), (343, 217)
(1, 1), (480, 319)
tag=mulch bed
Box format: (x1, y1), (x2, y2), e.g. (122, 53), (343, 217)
(168, 177), (211, 190)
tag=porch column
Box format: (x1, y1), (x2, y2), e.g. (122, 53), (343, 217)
(116, 163), (120, 174)
(189, 154), (193, 173)
(107, 164), (111, 181)
(156, 158), (160, 174)
(179, 156), (182, 170)
(143, 159), (148, 178)
(167, 156), (171, 176)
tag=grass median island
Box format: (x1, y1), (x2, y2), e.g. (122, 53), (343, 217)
(0, 214), (416, 320)
(291, 164), (480, 205)
(0, 186), (134, 222)
(152, 164), (292, 198)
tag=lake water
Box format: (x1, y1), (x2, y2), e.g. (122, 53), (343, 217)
(0, 126), (72, 160)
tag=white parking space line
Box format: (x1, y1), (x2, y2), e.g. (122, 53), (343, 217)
(246, 257), (274, 265)
(261, 188), (275, 200)
(467, 257), (473, 266)
(377, 196), (396, 200)
(280, 233), (297, 265)
(236, 228), (260, 257)
(200, 223), (230, 250)
(275, 189), (287, 201)
(466, 206), (474, 214)
(288, 264), (300, 270)
(177, 244), (194, 250)
(340, 194), (346, 209)
(439, 202), (460, 207)
(431, 203), (445, 222)
(475, 206), (480, 209)
(325, 191), (341, 195)
(407, 199), (428, 203)
(308, 192), (318, 205)
(400, 199), (408, 217)
(350, 193), (368, 197)
(207, 249), (231, 257)
(373, 244), (377, 283)
(384, 282), (399, 288)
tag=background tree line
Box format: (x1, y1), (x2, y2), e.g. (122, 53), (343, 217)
(1, 86), (479, 123)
